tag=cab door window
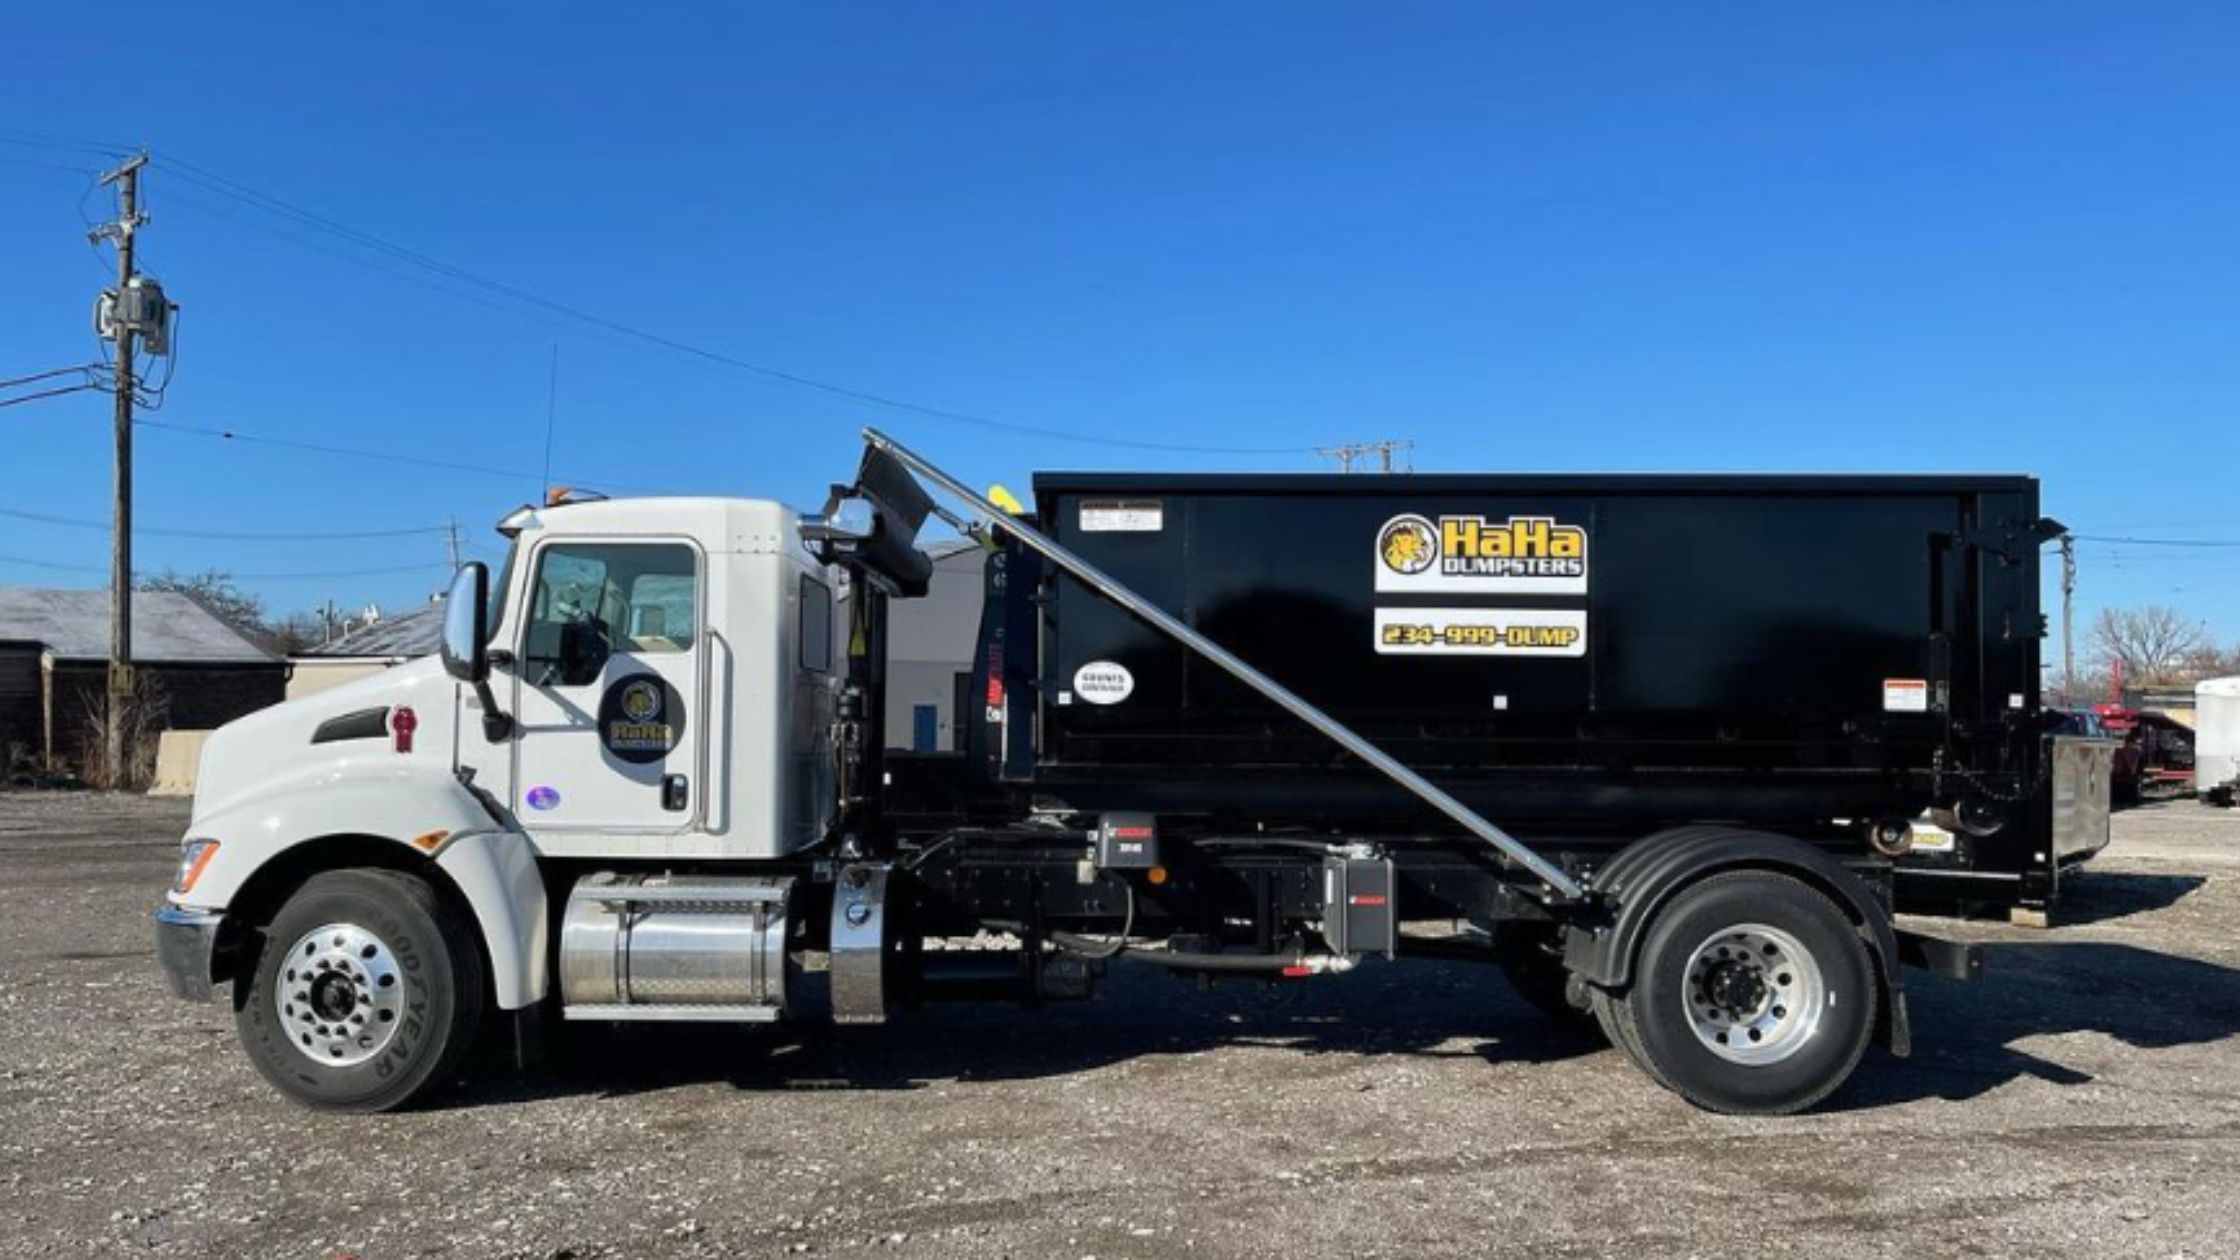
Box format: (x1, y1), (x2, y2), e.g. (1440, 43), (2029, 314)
(522, 543), (698, 687)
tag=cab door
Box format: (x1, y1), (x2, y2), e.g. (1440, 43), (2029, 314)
(509, 538), (705, 834)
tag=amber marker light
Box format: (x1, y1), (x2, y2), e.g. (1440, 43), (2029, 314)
(173, 839), (220, 895)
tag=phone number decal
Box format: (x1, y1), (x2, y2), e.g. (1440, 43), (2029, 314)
(1373, 607), (1587, 657)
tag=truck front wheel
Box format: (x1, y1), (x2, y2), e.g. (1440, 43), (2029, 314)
(1595, 871), (1875, 1115)
(234, 869), (485, 1112)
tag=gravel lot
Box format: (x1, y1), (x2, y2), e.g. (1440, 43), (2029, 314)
(4, 793), (2239, 1259)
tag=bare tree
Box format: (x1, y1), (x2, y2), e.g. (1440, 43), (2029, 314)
(266, 610), (331, 656)
(138, 569), (268, 638)
(2181, 641), (2240, 682)
(135, 571), (379, 657)
(75, 670), (170, 791)
(2090, 605), (2209, 685)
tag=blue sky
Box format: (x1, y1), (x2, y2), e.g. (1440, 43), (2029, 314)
(3, 3), (2236, 665)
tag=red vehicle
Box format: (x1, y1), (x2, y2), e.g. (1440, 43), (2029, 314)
(2092, 704), (2195, 803)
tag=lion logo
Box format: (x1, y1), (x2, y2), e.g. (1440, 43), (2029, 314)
(1378, 515), (1438, 575)
(619, 678), (663, 724)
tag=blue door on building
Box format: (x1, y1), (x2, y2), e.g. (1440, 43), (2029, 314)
(912, 703), (939, 752)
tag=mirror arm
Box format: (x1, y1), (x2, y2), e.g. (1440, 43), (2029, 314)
(475, 678), (515, 742)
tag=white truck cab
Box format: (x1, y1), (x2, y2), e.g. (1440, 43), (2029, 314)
(157, 494), (837, 1108)
(466, 495), (837, 859)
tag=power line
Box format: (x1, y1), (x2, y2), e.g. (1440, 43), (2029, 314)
(0, 154), (102, 178)
(0, 364), (103, 392)
(0, 129), (134, 159)
(0, 505), (452, 541)
(143, 151), (1314, 457)
(183, 561), (453, 580)
(152, 181), (532, 320)
(132, 416), (640, 489)
(0, 554), (105, 573)
(2072, 534), (2240, 549)
(0, 552), (451, 581)
(0, 383), (103, 410)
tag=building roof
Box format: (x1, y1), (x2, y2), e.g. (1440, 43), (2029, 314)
(297, 601), (445, 660)
(0, 586), (275, 664)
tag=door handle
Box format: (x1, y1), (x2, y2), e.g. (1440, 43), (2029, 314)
(662, 774), (689, 812)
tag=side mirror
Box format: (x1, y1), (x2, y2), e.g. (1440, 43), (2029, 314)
(440, 562), (491, 683)
(799, 496), (876, 544)
(441, 562), (517, 743)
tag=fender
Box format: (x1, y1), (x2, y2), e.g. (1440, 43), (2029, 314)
(1561, 825), (1908, 1054)
(170, 769), (550, 1010)
(430, 829), (549, 1011)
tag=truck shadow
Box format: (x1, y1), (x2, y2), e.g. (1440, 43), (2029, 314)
(2051, 869), (2208, 925)
(459, 938), (2240, 1112)
(1840, 939), (2240, 1108)
(1903, 869), (2208, 928)
(477, 959), (1604, 1106)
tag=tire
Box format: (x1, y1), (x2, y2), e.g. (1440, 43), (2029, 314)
(1590, 986), (1668, 1089)
(1605, 871), (1876, 1115)
(235, 869), (486, 1112)
(1492, 923), (1593, 1024)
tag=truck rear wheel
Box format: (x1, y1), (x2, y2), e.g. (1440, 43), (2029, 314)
(235, 869), (485, 1113)
(1598, 871), (1875, 1115)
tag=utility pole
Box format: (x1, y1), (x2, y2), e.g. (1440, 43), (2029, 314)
(1315, 439), (1415, 474)
(445, 517), (463, 570)
(2060, 534), (2077, 702)
(93, 154), (147, 788)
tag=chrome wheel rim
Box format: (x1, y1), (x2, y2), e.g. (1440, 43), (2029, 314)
(1682, 922), (1824, 1065)
(274, 922), (405, 1067)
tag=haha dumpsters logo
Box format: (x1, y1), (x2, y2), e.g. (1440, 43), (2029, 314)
(599, 674), (683, 765)
(1375, 513), (1589, 594)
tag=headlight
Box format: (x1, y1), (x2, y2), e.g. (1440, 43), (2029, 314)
(173, 839), (220, 895)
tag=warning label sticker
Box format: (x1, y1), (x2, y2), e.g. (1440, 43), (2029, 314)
(1374, 607), (1588, 657)
(1080, 500), (1165, 532)
(1909, 820), (1958, 853)
(1883, 679), (1930, 713)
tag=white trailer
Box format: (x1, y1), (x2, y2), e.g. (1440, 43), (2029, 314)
(2198, 677), (2240, 807)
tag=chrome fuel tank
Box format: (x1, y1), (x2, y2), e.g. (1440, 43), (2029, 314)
(559, 872), (793, 1020)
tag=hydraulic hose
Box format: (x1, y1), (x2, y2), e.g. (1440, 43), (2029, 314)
(988, 871), (1333, 973)
(1072, 940), (1314, 973)
(1051, 873), (1136, 960)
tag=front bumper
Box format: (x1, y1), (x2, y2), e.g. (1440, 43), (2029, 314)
(154, 905), (228, 1001)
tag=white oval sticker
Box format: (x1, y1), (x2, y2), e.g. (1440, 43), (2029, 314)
(1072, 661), (1135, 705)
